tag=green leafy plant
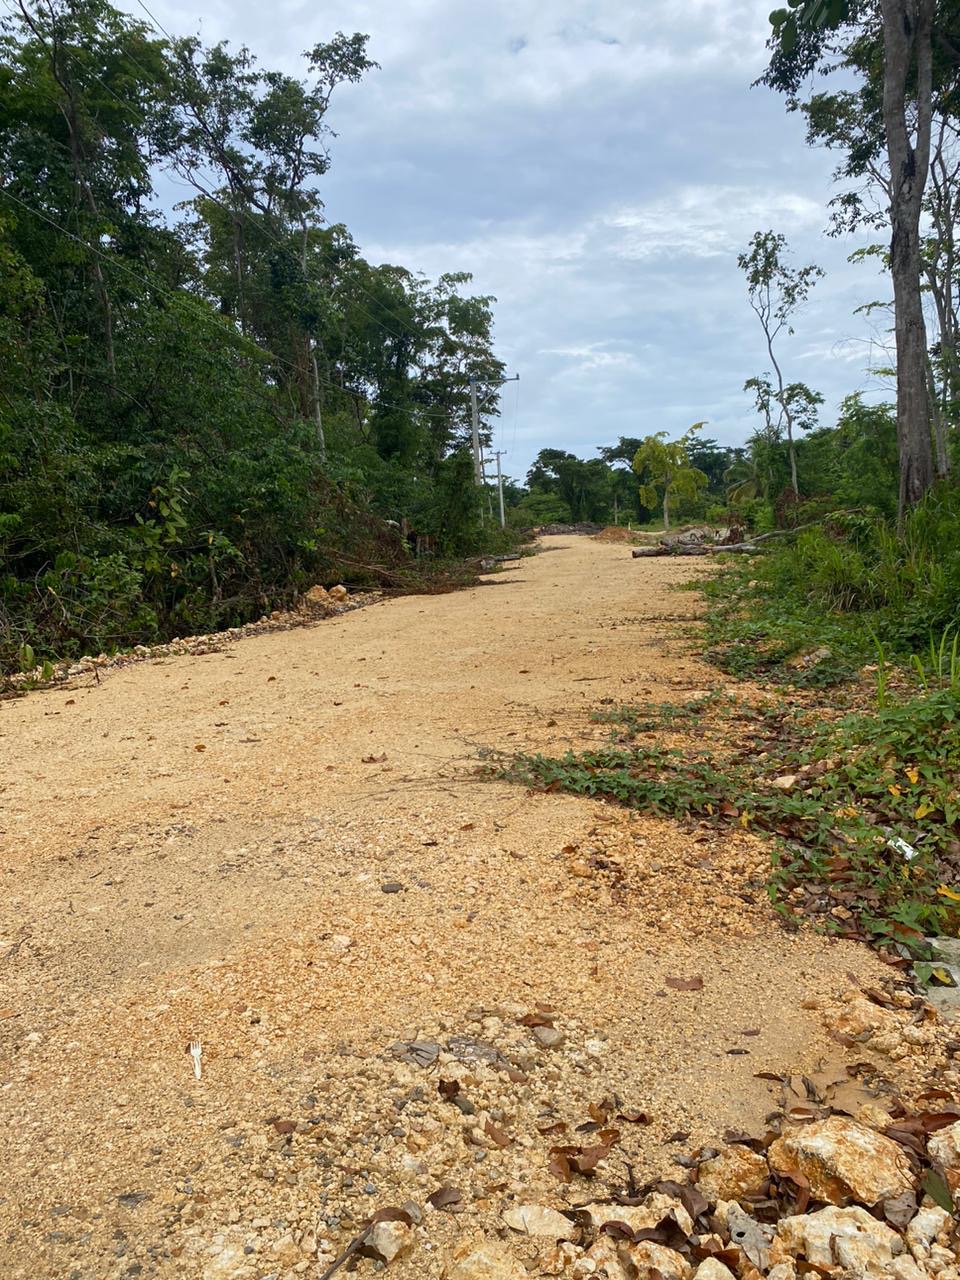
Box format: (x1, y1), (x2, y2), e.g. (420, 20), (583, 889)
(496, 688), (960, 959)
(632, 425), (709, 531)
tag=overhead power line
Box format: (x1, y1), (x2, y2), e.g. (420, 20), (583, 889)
(0, 184), (463, 421)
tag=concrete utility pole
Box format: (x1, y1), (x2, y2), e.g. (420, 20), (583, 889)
(493, 450), (507, 528)
(468, 372), (519, 487)
(469, 376), (482, 485)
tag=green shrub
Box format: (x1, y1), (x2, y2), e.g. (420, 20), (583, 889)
(704, 486), (960, 683)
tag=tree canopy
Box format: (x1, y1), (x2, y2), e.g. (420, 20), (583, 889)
(0, 0), (510, 668)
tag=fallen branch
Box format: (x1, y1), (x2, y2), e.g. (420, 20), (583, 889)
(632, 545), (712, 558)
(317, 1230), (368, 1279)
(717, 509), (865, 548)
(632, 511), (866, 559)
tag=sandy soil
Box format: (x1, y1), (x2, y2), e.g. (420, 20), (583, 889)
(0, 536), (890, 1279)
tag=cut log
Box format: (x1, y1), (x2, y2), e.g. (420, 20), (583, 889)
(631, 545), (711, 558)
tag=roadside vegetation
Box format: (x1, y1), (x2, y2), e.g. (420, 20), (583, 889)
(496, 0), (960, 973)
(0, 1), (517, 674)
(499, 470), (960, 971)
(501, 675), (960, 965)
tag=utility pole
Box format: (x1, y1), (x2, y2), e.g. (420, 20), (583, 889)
(469, 376), (482, 485)
(493, 450), (507, 528)
(468, 372), (519, 487)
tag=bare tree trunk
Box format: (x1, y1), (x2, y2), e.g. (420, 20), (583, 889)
(922, 122), (957, 475)
(926, 352), (950, 477)
(232, 213), (246, 335)
(881, 0), (936, 516)
(662, 488), (670, 531)
(300, 222), (326, 460)
(76, 170), (116, 382)
(766, 334), (799, 494)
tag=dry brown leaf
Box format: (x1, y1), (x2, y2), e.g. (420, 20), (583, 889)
(426, 1185), (462, 1209)
(617, 1109), (652, 1125)
(367, 1206), (413, 1226)
(665, 976), (704, 991)
(484, 1119), (512, 1148)
(518, 1012), (554, 1028)
(538, 1121), (567, 1136)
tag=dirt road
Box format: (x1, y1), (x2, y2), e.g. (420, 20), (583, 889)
(0, 536), (887, 1278)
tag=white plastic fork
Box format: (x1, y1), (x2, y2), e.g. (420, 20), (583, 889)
(189, 1038), (202, 1080)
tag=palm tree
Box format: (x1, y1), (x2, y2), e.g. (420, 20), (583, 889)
(723, 435), (781, 506)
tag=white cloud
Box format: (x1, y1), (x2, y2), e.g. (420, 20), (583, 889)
(122, 0), (888, 475)
(601, 188), (824, 260)
(540, 342), (646, 375)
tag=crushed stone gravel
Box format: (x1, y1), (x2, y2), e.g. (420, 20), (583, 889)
(0, 536), (920, 1278)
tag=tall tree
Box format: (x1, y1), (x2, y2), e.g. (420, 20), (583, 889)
(765, 0), (944, 513)
(167, 30), (377, 454)
(738, 231), (823, 496)
(0, 0), (512, 668)
(881, 0), (936, 508)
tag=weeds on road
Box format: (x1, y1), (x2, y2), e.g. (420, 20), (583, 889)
(589, 692), (722, 741)
(498, 690), (960, 964)
(495, 496), (960, 972)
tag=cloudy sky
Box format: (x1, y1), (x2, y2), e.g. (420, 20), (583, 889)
(127, 0), (894, 483)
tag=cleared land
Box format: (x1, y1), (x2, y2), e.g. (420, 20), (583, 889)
(0, 536), (890, 1278)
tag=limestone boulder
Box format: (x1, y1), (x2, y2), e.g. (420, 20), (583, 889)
(906, 1206), (953, 1260)
(577, 1235), (692, 1280)
(579, 1234), (627, 1278)
(693, 1259), (738, 1280)
(443, 1239), (527, 1280)
(580, 1192), (693, 1236)
(927, 1120), (960, 1204)
(829, 996), (896, 1041)
(501, 1203), (576, 1240)
(889, 1256), (931, 1280)
(767, 1116), (914, 1206)
(696, 1145), (769, 1202)
(367, 1218), (415, 1264)
(618, 1241), (692, 1280)
(776, 1205), (902, 1272)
